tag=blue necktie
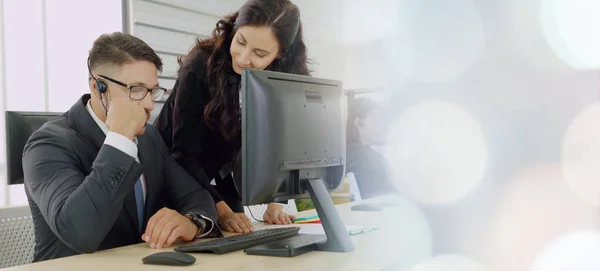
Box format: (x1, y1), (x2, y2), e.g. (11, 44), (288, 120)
(134, 178), (144, 233)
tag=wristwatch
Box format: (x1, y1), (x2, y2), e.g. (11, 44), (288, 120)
(185, 212), (207, 238)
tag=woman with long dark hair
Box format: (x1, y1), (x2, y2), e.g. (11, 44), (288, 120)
(154, 0), (310, 233)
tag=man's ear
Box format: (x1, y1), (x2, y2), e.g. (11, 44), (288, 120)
(354, 117), (364, 129)
(89, 78), (97, 95)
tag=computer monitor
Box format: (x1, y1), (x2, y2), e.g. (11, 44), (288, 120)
(240, 69), (355, 255)
(5, 111), (61, 185)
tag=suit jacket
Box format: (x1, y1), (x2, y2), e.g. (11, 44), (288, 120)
(346, 142), (398, 199)
(23, 94), (218, 262)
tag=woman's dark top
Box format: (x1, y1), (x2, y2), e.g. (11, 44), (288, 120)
(153, 48), (243, 211)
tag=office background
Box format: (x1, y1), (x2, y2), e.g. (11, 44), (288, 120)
(1, 0), (600, 270)
(0, 0), (349, 206)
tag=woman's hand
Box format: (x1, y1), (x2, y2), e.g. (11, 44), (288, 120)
(219, 212), (254, 233)
(263, 203), (296, 225)
(216, 201), (254, 233)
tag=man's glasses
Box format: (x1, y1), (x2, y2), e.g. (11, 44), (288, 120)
(98, 75), (166, 102)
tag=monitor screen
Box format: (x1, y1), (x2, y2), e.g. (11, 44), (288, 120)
(240, 69), (346, 205)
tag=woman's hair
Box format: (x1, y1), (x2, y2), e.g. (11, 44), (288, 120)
(182, 0), (310, 140)
(347, 97), (382, 145)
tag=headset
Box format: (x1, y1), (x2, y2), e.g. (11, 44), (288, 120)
(86, 56), (109, 114)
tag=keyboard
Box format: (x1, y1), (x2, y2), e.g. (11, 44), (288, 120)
(174, 227), (300, 254)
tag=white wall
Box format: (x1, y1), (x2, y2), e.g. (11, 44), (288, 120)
(0, 0), (6, 208)
(297, 0), (345, 81)
(0, 0), (123, 207)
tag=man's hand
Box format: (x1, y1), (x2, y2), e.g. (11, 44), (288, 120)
(263, 203), (296, 225)
(105, 97), (148, 140)
(219, 212), (254, 233)
(142, 207), (198, 249)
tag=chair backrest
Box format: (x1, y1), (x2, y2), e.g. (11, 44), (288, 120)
(0, 206), (35, 268)
(5, 111), (61, 185)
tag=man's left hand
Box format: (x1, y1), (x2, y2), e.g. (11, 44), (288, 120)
(142, 207), (198, 249)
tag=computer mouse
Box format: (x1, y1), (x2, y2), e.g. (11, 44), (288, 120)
(351, 203), (383, 212)
(379, 199), (402, 207)
(141, 251), (196, 266)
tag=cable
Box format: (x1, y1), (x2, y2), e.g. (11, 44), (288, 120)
(245, 206), (264, 222)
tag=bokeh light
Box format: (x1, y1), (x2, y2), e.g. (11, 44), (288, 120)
(480, 164), (600, 271)
(409, 254), (486, 271)
(342, 0), (401, 45)
(384, 0), (486, 83)
(532, 231), (600, 271)
(561, 103), (600, 207)
(541, 0), (600, 69)
(384, 101), (488, 205)
(369, 196), (434, 270)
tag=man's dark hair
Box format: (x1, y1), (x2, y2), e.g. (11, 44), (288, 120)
(88, 32), (162, 73)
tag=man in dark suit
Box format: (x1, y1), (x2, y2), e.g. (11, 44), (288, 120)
(22, 32), (220, 262)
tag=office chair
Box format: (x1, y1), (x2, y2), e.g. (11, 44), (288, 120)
(1, 111), (60, 267)
(0, 206), (35, 268)
(5, 111), (61, 185)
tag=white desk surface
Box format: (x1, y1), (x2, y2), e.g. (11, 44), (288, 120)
(6, 196), (431, 271)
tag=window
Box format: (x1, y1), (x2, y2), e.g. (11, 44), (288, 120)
(0, 0), (122, 207)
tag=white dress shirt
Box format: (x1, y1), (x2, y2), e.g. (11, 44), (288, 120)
(85, 101), (146, 202)
(85, 101), (215, 237)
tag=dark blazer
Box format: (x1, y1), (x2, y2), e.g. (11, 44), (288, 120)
(153, 48), (243, 212)
(346, 142), (398, 199)
(23, 94), (218, 262)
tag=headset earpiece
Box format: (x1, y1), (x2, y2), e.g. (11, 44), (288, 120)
(95, 80), (107, 94)
(87, 56), (109, 114)
(95, 79), (109, 113)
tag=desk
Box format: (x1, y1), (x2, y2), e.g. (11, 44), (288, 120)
(5, 197), (432, 271)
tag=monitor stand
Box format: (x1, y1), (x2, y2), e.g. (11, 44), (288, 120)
(244, 178), (356, 257)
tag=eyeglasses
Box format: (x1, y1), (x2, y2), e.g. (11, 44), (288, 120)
(97, 75), (166, 101)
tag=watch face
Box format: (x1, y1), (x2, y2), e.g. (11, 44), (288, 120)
(187, 213), (203, 237)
